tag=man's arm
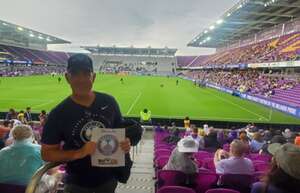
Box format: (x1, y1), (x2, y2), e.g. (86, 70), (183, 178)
(41, 142), (96, 162)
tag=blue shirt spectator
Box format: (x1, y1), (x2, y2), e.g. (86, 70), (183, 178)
(0, 125), (43, 185)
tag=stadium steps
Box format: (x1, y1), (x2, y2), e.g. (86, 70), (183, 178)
(116, 130), (154, 193)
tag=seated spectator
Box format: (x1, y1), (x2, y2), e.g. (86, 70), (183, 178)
(239, 131), (250, 153)
(39, 110), (47, 127)
(0, 120), (11, 149)
(17, 110), (26, 123)
(190, 125), (204, 149)
(204, 128), (221, 150)
(251, 143), (300, 193)
(0, 124), (44, 185)
(227, 129), (238, 143)
(260, 135), (286, 155)
(164, 123), (181, 145)
(214, 149), (229, 165)
(282, 128), (295, 143)
(217, 129), (226, 146)
(215, 139), (254, 175)
(250, 132), (265, 152)
(5, 108), (17, 120)
(163, 136), (199, 175)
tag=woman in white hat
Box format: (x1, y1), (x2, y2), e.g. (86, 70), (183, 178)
(163, 136), (199, 175)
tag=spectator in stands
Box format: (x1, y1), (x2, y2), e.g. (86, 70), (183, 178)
(24, 107), (32, 123)
(5, 108), (17, 120)
(227, 129), (238, 143)
(204, 128), (221, 150)
(239, 130), (250, 153)
(190, 125), (204, 149)
(155, 123), (164, 132)
(282, 128), (295, 143)
(164, 123), (181, 145)
(250, 132), (265, 153)
(184, 116), (190, 132)
(214, 149), (229, 164)
(39, 110), (47, 127)
(251, 143), (300, 193)
(17, 110), (26, 123)
(0, 120), (11, 150)
(217, 129), (226, 147)
(294, 134), (300, 146)
(41, 54), (142, 193)
(0, 124), (43, 185)
(260, 135), (286, 155)
(140, 108), (152, 124)
(163, 136), (199, 175)
(203, 124), (209, 135)
(215, 139), (254, 175)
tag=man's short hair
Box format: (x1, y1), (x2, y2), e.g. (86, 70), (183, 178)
(230, 139), (246, 156)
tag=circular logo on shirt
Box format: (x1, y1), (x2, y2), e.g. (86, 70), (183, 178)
(97, 134), (119, 156)
(80, 121), (105, 142)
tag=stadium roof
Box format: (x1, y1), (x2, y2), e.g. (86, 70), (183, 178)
(0, 19), (70, 44)
(188, 0), (300, 48)
(82, 46), (177, 56)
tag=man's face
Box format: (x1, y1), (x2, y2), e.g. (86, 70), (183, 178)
(66, 71), (95, 96)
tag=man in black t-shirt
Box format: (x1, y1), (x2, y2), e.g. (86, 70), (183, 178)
(41, 54), (142, 193)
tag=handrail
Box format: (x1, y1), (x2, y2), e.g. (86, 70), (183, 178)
(25, 162), (61, 193)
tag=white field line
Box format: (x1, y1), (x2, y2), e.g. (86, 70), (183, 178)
(202, 89), (269, 121)
(126, 92), (142, 115)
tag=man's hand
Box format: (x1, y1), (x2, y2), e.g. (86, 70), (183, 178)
(76, 141), (97, 159)
(120, 138), (131, 153)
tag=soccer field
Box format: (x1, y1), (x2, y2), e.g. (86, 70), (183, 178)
(0, 74), (299, 125)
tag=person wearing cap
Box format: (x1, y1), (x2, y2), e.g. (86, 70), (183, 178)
(163, 136), (199, 175)
(215, 139), (254, 175)
(41, 54), (142, 193)
(0, 124), (43, 185)
(251, 143), (300, 193)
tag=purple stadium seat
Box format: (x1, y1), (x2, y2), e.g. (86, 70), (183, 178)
(219, 174), (254, 193)
(194, 172), (219, 193)
(205, 188), (240, 193)
(202, 158), (215, 171)
(155, 156), (169, 169)
(157, 170), (186, 189)
(157, 186), (196, 193)
(254, 162), (270, 172)
(0, 183), (26, 193)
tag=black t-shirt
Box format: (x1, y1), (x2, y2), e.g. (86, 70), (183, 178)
(41, 92), (123, 187)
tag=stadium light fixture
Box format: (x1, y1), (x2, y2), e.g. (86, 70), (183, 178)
(2, 22), (7, 26)
(29, 33), (35, 37)
(227, 13), (231, 17)
(209, 25), (215, 30)
(17, 27), (23, 31)
(38, 36), (44, 39)
(204, 30), (208, 34)
(206, 37), (211, 41)
(46, 37), (52, 42)
(216, 19), (223, 24)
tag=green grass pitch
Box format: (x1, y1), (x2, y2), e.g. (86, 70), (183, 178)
(0, 74), (299, 125)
